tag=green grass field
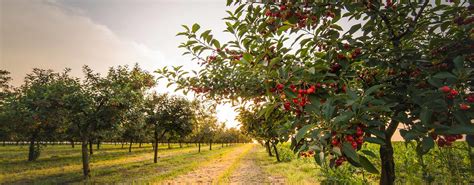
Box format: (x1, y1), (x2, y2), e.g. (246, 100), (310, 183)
(0, 143), (242, 184)
(1, 142), (472, 184)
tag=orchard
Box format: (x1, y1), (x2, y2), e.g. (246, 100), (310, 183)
(159, 0), (474, 184)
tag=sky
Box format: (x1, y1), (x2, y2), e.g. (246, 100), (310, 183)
(0, 0), (239, 128)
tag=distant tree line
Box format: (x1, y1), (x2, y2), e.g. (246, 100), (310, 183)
(0, 66), (251, 178)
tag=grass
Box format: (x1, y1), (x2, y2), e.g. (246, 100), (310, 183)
(0, 143), (244, 184)
(253, 145), (320, 184)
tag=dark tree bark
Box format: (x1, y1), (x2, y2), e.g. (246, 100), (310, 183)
(122, 141), (125, 149)
(28, 132), (39, 161)
(209, 139), (212, 150)
(272, 142), (281, 162)
(167, 139), (171, 149)
(222, 142), (224, 148)
(139, 142), (142, 148)
(96, 139), (100, 150)
(198, 142), (201, 153)
(153, 130), (159, 163)
(265, 140), (273, 157)
(81, 140), (90, 178)
(71, 140), (75, 148)
(89, 140), (93, 155)
(379, 119), (399, 185)
(2, 140), (5, 146)
(179, 141), (182, 148)
(129, 139), (133, 153)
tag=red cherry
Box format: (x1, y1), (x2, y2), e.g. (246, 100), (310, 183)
(279, 5), (287, 11)
(351, 141), (358, 149)
(343, 43), (350, 50)
(292, 98), (299, 104)
(331, 138), (340, 146)
(284, 102), (291, 110)
(345, 135), (354, 142)
(356, 129), (364, 137)
(307, 88), (314, 94)
(437, 138), (446, 147)
(299, 101), (305, 107)
(276, 83), (284, 90)
(449, 89), (459, 96)
(439, 86), (451, 93)
(298, 89), (304, 94)
(467, 95), (474, 103)
(356, 137), (364, 145)
(460, 103), (470, 110)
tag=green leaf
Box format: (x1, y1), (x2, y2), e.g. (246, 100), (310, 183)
(361, 150), (377, 158)
(453, 56), (464, 70)
(346, 23), (361, 35)
(342, 142), (359, 163)
(435, 124), (474, 135)
(364, 137), (385, 145)
(296, 124), (314, 142)
(420, 137), (434, 154)
(192, 23), (200, 33)
(314, 151), (324, 166)
(364, 84), (384, 96)
(277, 25), (292, 34)
(359, 155), (379, 174)
(433, 72), (457, 79)
(420, 107), (433, 124)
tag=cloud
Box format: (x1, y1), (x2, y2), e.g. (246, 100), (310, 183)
(0, 0), (152, 86)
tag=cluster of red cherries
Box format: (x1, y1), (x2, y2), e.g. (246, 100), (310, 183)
(431, 133), (463, 147)
(331, 125), (366, 167)
(439, 86), (472, 110)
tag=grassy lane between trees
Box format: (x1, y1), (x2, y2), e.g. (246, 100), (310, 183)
(0, 143), (241, 184)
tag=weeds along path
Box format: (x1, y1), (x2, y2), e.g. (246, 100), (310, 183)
(163, 144), (253, 184)
(225, 145), (285, 184)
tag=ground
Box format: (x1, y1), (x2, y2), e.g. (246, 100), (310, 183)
(0, 143), (298, 184)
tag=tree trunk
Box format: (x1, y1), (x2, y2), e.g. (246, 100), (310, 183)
(81, 140), (90, 178)
(28, 133), (39, 161)
(139, 142), (142, 148)
(209, 139), (212, 150)
(96, 139), (100, 150)
(71, 140), (75, 148)
(89, 140), (93, 155)
(122, 142), (125, 149)
(198, 142), (201, 153)
(2, 140), (5, 146)
(129, 139), (133, 153)
(153, 131), (159, 163)
(167, 139), (171, 149)
(265, 141), (273, 157)
(379, 119), (398, 185)
(272, 143), (281, 162)
(179, 141), (182, 148)
(16, 141), (19, 145)
(222, 142), (224, 148)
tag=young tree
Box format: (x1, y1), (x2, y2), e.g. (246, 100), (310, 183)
(145, 93), (194, 163)
(64, 65), (154, 178)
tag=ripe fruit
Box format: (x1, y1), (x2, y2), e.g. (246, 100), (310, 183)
(440, 86), (451, 93)
(276, 83), (284, 90)
(307, 88), (314, 94)
(284, 102), (291, 110)
(467, 95), (474, 103)
(459, 103), (470, 110)
(351, 141), (358, 149)
(449, 89), (459, 96)
(331, 138), (340, 146)
(279, 5), (286, 11)
(345, 135), (354, 142)
(356, 127), (363, 136)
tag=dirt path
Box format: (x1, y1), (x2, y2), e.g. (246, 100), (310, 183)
(228, 145), (285, 185)
(163, 144), (252, 184)
(163, 144), (285, 185)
